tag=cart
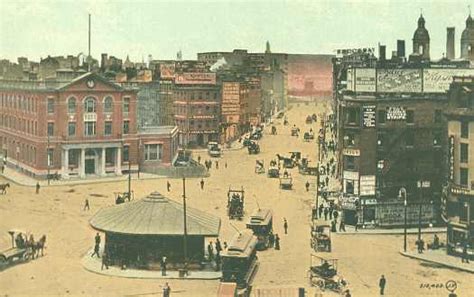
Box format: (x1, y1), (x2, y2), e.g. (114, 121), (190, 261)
(255, 160), (265, 174)
(208, 142), (222, 157)
(267, 166), (280, 178)
(307, 255), (347, 293)
(114, 191), (134, 204)
(310, 223), (331, 252)
(305, 116), (313, 124)
(248, 142), (260, 155)
(0, 230), (33, 268)
(279, 175), (293, 190)
(227, 187), (245, 220)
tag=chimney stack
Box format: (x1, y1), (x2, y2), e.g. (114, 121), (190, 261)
(379, 45), (386, 61)
(397, 40), (405, 58)
(446, 27), (455, 60)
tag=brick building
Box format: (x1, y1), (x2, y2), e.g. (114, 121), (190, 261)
(0, 72), (178, 179)
(219, 79), (249, 143)
(444, 76), (474, 257)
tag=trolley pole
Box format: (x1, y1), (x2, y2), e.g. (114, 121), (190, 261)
(182, 177), (188, 274)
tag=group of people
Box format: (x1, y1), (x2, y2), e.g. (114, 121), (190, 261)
(207, 238), (225, 271)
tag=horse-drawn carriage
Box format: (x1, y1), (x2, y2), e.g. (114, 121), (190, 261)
(255, 160), (265, 174)
(308, 255), (347, 293)
(277, 154), (296, 169)
(291, 127), (299, 137)
(311, 223), (331, 252)
(227, 187), (245, 220)
(279, 174), (293, 190)
(114, 191), (134, 204)
(248, 142), (260, 155)
(0, 230), (46, 269)
(305, 116), (313, 124)
(267, 160), (280, 178)
(208, 142), (222, 157)
(47, 172), (61, 181)
(0, 183), (10, 195)
(298, 158), (318, 176)
(303, 131), (314, 142)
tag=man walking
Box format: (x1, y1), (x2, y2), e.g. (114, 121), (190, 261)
(161, 256), (167, 276)
(200, 179), (205, 190)
(215, 238), (222, 255)
(36, 182), (40, 194)
(283, 218), (288, 235)
(354, 214), (359, 232)
(305, 181), (310, 192)
(207, 242), (214, 261)
(379, 275), (386, 295)
(162, 282), (171, 297)
(167, 181), (171, 192)
(324, 207), (329, 221)
(83, 199), (90, 211)
(462, 241), (470, 263)
(274, 234), (280, 250)
(91, 233), (101, 258)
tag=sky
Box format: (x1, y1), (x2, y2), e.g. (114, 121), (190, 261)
(0, 0), (473, 63)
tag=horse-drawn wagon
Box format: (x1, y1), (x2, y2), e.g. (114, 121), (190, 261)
(310, 223), (331, 252)
(114, 191), (134, 204)
(208, 142), (222, 157)
(0, 230), (33, 268)
(308, 255), (347, 293)
(227, 187), (245, 220)
(247, 142), (260, 155)
(279, 174), (293, 190)
(267, 160), (280, 178)
(255, 160), (265, 174)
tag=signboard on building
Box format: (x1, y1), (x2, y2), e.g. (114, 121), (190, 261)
(448, 135), (454, 181)
(423, 69), (474, 93)
(363, 105), (376, 128)
(343, 171), (359, 180)
(377, 69), (422, 93)
(376, 203), (436, 227)
(160, 63), (175, 79)
(355, 68), (376, 92)
(336, 48), (375, 56)
(175, 72), (216, 85)
(343, 148), (360, 156)
(386, 106), (406, 120)
(346, 68), (354, 91)
(360, 175), (376, 196)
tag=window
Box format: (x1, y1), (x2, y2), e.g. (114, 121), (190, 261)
(406, 130), (415, 146)
(345, 156), (355, 170)
(144, 144), (163, 161)
(434, 110), (442, 123)
(460, 168), (469, 187)
(345, 180), (355, 195)
(346, 107), (360, 125)
(378, 110), (386, 124)
(84, 97), (96, 113)
(123, 97), (130, 113)
(433, 131), (442, 146)
(406, 110), (414, 124)
(47, 122), (54, 136)
(68, 97), (76, 114)
(47, 148), (54, 166)
(84, 121), (96, 136)
(123, 145), (129, 162)
(123, 120), (130, 134)
(106, 148), (115, 165)
(461, 120), (469, 138)
(47, 98), (54, 114)
(104, 121), (112, 135)
(461, 143), (469, 163)
(104, 97), (113, 113)
(68, 122), (76, 136)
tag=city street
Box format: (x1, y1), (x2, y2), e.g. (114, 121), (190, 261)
(0, 103), (472, 297)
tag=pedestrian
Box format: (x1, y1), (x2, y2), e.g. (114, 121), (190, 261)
(225, 162), (227, 169)
(36, 182), (40, 194)
(354, 214), (359, 231)
(95, 232), (101, 246)
(162, 282), (171, 297)
(215, 238), (222, 254)
(333, 210), (339, 221)
(379, 275), (386, 295)
(161, 256), (167, 276)
(268, 232), (275, 248)
(274, 234), (280, 250)
(83, 199), (90, 211)
(325, 176), (329, 188)
(215, 160), (219, 169)
(207, 241), (214, 261)
(417, 238), (425, 254)
(214, 253), (221, 271)
(167, 181), (171, 192)
(223, 241), (228, 250)
(324, 208), (329, 221)
(318, 204), (324, 218)
(305, 181), (310, 192)
(339, 218), (346, 232)
(101, 250), (109, 270)
(91, 242), (100, 258)
(200, 179), (205, 190)
(329, 206), (333, 220)
(283, 218), (288, 235)
(462, 241), (470, 263)
(331, 220), (337, 232)
(197, 155), (201, 163)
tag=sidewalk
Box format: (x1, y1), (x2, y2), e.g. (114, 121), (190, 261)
(400, 249), (474, 273)
(82, 250), (222, 280)
(333, 225), (446, 235)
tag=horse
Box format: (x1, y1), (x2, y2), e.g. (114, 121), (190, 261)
(0, 183), (10, 194)
(31, 235), (47, 259)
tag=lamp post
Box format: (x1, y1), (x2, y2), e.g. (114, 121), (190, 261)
(127, 160), (131, 200)
(47, 134), (51, 185)
(399, 187), (407, 252)
(417, 180), (430, 241)
(182, 177), (188, 274)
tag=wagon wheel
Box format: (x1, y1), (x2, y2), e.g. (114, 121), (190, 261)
(317, 279), (325, 291)
(23, 250), (31, 261)
(0, 255), (7, 268)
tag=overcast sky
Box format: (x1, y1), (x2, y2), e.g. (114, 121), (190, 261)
(0, 0), (472, 62)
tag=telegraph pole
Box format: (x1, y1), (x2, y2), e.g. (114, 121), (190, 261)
(128, 160), (131, 200)
(47, 133), (51, 185)
(182, 177), (188, 274)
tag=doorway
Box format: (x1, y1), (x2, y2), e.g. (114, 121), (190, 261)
(85, 149), (96, 175)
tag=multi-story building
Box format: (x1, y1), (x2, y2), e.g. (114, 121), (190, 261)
(444, 76), (474, 258)
(0, 72), (178, 179)
(219, 79), (249, 143)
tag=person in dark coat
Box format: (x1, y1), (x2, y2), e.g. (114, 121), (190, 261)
(329, 206), (333, 220)
(83, 199), (90, 211)
(305, 181), (310, 192)
(339, 218), (346, 232)
(36, 182), (40, 194)
(379, 275), (386, 295)
(333, 210), (339, 221)
(167, 181), (171, 192)
(325, 176), (329, 187)
(331, 220), (337, 232)
(283, 218), (288, 235)
(162, 282), (171, 297)
(354, 214), (359, 231)
(215, 238), (222, 254)
(462, 241), (470, 263)
(324, 208), (329, 220)
(274, 234), (280, 250)
(207, 242), (214, 261)
(318, 204), (324, 218)
(200, 179), (205, 190)
(161, 256), (167, 276)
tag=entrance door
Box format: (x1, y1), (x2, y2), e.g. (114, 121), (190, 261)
(197, 134), (204, 146)
(85, 149), (96, 175)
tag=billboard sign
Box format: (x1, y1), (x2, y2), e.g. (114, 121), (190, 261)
(355, 68), (376, 92)
(363, 105), (376, 128)
(386, 106), (406, 120)
(175, 72), (216, 85)
(448, 135), (454, 181)
(360, 175), (376, 196)
(159, 63), (175, 79)
(423, 69), (474, 93)
(376, 203), (436, 227)
(377, 69), (422, 93)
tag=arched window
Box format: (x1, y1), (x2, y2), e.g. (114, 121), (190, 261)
(68, 97), (76, 114)
(104, 96), (113, 113)
(84, 97), (96, 113)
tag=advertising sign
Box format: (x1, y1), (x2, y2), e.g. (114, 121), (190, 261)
(360, 175), (376, 196)
(355, 68), (376, 92)
(344, 171), (359, 180)
(423, 69), (474, 93)
(159, 63), (175, 79)
(175, 72), (216, 85)
(448, 135), (454, 181)
(376, 203), (436, 227)
(363, 105), (376, 128)
(377, 69), (422, 93)
(346, 68), (354, 91)
(386, 106), (406, 120)
(343, 148), (360, 156)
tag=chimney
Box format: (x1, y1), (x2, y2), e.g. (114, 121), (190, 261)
(446, 27), (455, 60)
(379, 45), (386, 61)
(397, 40), (405, 58)
(101, 53), (107, 69)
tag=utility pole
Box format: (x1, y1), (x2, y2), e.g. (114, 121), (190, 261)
(47, 133), (51, 186)
(128, 160), (131, 200)
(182, 177), (188, 274)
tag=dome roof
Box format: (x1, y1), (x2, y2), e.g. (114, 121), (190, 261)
(462, 14), (474, 41)
(413, 14), (430, 41)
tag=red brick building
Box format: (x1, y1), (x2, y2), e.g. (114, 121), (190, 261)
(0, 72), (178, 179)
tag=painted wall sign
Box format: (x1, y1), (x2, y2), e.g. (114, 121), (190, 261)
(386, 106), (406, 120)
(363, 105), (376, 127)
(360, 175), (376, 196)
(449, 135), (454, 181)
(343, 148), (360, 156)
(423, 69), (474, 93)
(355, 68), (376, 92)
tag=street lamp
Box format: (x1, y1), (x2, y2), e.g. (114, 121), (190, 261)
(398, 187), (407, 252)
(417, 180), (430, 241)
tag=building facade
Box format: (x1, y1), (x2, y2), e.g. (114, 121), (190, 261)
(444, 76), (474, 257)
(0, 72), (178, 179)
